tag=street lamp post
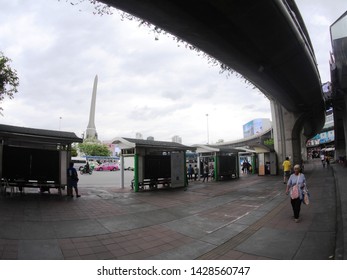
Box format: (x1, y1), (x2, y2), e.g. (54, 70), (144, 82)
(206, 113), (209, 144)
(59, 117), (62, 131)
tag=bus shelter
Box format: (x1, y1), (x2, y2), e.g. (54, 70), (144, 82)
(193, 145), (241, 181)
(0, 124), (82, 196)
(112, 137), (193, 192)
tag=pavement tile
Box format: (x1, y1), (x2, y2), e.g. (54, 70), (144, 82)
(110, 248), (129, 258)
(117, 251), (150, 260)
(138, 241), (160, 250)
(118, 240), (137, 249)
(80, 254), (98, 260)
(0, 160), (344, 260)
(238, 253), (273, 260)
(62, 248), (79, 258)
(77, 247), (94, 256)
(100, 238), (116, 245)
(86, 240), (103, 247)
(143, 246), (165, 256)
(65, 256), (82, 260)
(235, 227), (306, 260)
(216, 249), (244, 260)
(1, 251), (18, 259)
(18, 239), (64, 260)
(73, 242), (90, 249)
(105, 243), (122, 251)
(124, 245), (142, 254)
(91, 245), (109, 254)
(95, 251), (114, 260)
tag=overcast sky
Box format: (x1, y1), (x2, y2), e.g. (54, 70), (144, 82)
(0, 0), (346, 145)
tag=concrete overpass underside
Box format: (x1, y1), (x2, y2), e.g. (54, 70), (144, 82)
(330, 11), (347, 161)
(101, 0), (326, 164)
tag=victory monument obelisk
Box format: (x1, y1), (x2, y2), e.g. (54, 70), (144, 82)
(85, 75), (99, 142)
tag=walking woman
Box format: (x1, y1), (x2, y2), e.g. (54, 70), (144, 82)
(285, 164), (306, 222)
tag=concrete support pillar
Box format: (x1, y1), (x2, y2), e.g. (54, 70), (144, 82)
(333, 94), (347, 161)
(120, 155), (125, 188)
(197, 155), (201, 180)
(134, 154), (139, 192)
(271, 100), (305, 169)
(301, 134), (308, 161)
(0, 141), (3, 179)
(344, 95), (347, 158)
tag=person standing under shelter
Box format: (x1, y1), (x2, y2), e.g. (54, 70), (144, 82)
(202, 163), (209, 182)
(187, 164), (193, 181)
(209, 163), (214, 180)
(282, 157), (291, 184)
(194, 165), (199, 181)
(67, 162), (81, 198)
(242, 160), (248, 174)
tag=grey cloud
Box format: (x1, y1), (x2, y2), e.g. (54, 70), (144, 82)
(127, 101), (191, 121)
(4, 0), (340, 144)
(161, 90), (183, 101)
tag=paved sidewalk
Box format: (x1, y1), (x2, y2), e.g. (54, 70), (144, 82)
(0, 159), (345, 260)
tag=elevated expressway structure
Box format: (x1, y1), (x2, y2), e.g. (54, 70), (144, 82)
(330, 11), (347, 162)
(213, 128), (274, 154)
(101, 0), (326, 165)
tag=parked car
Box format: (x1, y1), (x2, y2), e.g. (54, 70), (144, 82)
(122, 157), (134, 171)
(94, 162), (119, 171)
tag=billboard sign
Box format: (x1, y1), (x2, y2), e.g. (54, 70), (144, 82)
(243, 118), (271, 138)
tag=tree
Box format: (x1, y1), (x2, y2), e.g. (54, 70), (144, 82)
(70, 144), (78, 157)
(78, 142), (111, 156)
(0, 52), (19, 112)
(264, 138), (275, 151)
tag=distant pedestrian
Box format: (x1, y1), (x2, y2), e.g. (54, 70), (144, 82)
(326, 155), (330, 167)
(194, 165), (198, 181)
(248, 162), (252, 174)
(85, 162), (90, 173)
(187, 164), (193, 181)
(67, 162), (80, 198)
(285, 164), (306, 223)
(209, 164), (214, 180)
(320, 153), (326, 167)
(242, 161), (248, 174)
(282, 157), (291, 184)
(202, 164), (209, 182)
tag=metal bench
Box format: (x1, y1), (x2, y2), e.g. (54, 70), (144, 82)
(1, 178), (63, 196)
(131, 178), (171, 190)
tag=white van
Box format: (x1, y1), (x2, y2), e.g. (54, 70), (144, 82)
(71, 156), (87, 171)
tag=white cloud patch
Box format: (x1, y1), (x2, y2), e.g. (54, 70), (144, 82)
(1, 0), (344, 144)
(311, 15), (331, 27)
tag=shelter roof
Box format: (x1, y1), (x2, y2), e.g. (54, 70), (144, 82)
(214, 128), (273, 146)
(0, 124), (83, 144)
(192, 144), (248, 154)
(112, 137), (194, 151)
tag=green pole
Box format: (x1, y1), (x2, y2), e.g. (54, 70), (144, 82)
(214, 154), (218, 181)
(184, 152), (187, 187)
(252, 155), (256, 174)
(134, 154), (139, 192)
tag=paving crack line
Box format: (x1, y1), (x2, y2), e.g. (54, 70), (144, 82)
(206, 212), (251, 234)
(197, 197), (288, 259)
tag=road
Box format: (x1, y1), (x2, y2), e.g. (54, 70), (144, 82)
(78, 169), (134, 189)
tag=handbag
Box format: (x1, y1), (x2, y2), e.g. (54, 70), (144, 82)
(303, 187), (310, 205)
(290, 174), (300, 199)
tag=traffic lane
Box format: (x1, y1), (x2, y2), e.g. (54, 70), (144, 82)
(78, 170), (134, 188)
